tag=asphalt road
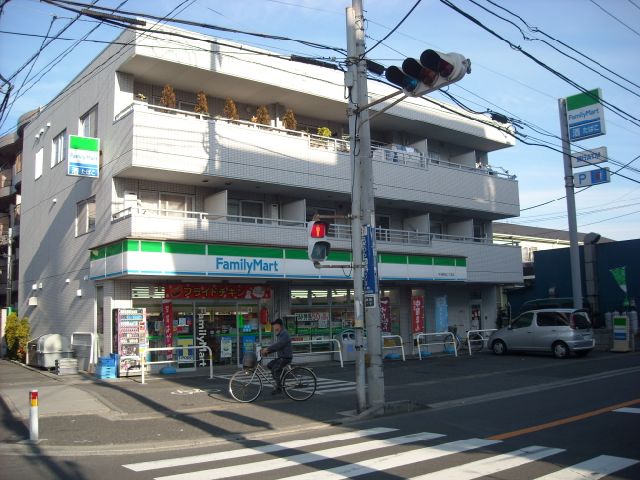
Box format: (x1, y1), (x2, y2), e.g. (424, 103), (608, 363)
(2, 351), (639, 479)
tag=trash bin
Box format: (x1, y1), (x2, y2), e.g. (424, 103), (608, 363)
(27, 334), (73, 369)
(335, 329), (357, 362)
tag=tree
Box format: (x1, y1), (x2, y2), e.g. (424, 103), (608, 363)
(282, 109), (297, 130)
(160, 84), (176, 109)
(223, 98), (239, 120)
(255, 105), (271, 126)
(4, 313), (30, 362)
(194, 91), (209, 114)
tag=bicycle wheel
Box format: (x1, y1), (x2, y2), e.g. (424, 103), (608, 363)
(282, 367), (317, 401)
(467, 332), (484, 352)
(229, 369), (262, 402)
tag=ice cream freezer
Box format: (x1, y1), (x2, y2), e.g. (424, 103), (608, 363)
(27, 334), (74, 369)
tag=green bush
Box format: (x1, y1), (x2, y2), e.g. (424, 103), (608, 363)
(5, 313), (30, 362)
(317, 126), (332, 137)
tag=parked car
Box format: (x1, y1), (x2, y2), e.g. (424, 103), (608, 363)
(488, 309), (595, 359)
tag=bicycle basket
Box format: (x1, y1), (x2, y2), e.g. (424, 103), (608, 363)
(242, 352), (257, 368)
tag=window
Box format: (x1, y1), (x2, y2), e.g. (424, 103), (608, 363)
(376, 214), (391, 241)
(473, 220), (486, 241)
(229, 200), (263, 223)
(76, 196), (96, 236)
(51, 130), (67, 167)
(35, 148), (43, 180)
(137, 191), (194, 217)
(79, 105), (98, 138)
(511, 312), (533, 329)
(537, 312), (568, 327)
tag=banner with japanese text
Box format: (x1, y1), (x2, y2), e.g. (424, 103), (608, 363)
(380, 297), (391, 333)
(162, 300), (173, 360)
(411, 296), (425, 334)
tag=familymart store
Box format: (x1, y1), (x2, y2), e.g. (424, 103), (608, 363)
(90, 240), (467, 369)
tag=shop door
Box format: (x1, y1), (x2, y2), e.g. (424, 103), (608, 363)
(172, 304), (196, 370)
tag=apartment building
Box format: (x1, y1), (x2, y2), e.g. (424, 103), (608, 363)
(18, 25), (522, 368)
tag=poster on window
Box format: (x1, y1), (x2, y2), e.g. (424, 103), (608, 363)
(411, 296), (425, 334)
(435, 295), (449, 333)
(380, 297), (391, 333)
(162, 300), (173, 360)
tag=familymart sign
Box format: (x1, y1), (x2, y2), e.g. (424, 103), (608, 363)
(565, 89), (606, 142)
(68, 135), (100, 178)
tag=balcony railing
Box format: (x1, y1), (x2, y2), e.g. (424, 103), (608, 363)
(114, 102), (515, 180)
(111, 207), (502, 247)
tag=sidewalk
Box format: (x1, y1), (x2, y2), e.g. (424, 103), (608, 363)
(1, 351), (638, 453)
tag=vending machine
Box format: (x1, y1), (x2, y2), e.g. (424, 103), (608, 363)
(112, 308), (147, 377)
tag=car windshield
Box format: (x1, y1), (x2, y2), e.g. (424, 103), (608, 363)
(572, 312), (592, 330)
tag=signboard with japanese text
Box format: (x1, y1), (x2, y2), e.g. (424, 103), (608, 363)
(68, 135), (100, 178)
(574, 167), (611, 187)
(411, 296), (425, 334)
(161, 300), (173, 360)
(165, 284), (271, 300)
(380, 297), (391, 333)
(362, 226), (379, 296)
(572, 146), (608, 169)
(565, 89), (606, 141)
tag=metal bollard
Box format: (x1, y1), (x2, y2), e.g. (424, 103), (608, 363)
(29, 389), (39, 442)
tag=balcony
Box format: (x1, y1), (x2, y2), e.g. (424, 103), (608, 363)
(107, 208), (522, 284)
(111, 102), (519, 217)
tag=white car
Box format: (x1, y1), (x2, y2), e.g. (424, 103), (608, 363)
(488, 309), (595, 359)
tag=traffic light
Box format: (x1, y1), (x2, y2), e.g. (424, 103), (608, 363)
(308, 220), (331, 265)
(385, 49), (471, 97)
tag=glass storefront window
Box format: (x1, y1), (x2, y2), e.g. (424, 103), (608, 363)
(331, 289), (349, 304)
(291, 289), (309, 305)
(310, 289), (329, 305)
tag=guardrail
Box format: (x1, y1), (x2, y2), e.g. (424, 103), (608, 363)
(466, 329), (497, 355)
(382, 335), (406, 361)
(140, 346), (213, 384)
(291, 339), (343, 367)
(415, 332), (458, 359)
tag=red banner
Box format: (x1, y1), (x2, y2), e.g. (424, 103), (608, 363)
(162, 300), (173, 360)
(411, 296), (425, 334)
(380, 297), (391, 333)
(164, 284), (272, 300)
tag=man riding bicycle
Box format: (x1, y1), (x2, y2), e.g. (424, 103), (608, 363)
(260, 318), (292, 394)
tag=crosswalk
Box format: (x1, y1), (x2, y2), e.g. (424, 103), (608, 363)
(215, 374), (356, 395)
(122, 427), (638, 480)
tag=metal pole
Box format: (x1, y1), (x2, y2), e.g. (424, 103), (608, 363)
(353, 0), (385, 409)
(6, 227), (12, 309)
(29, 389), (39, 442)
(558, 99), (583, 309)
(346, 5), (367, 413)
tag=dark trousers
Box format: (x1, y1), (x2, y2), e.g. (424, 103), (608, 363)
(267, 357), (292, 388)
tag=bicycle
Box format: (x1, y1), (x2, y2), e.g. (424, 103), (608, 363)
(447, 326), (485, 354)
(228, 351), (317, 402)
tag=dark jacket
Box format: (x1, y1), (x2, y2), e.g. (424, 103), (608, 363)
(266, 328), (293, 359)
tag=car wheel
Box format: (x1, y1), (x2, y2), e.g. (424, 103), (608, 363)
(492, 340), (507, 355)
(552, 341), (569, 359)
(575, 349), (591, 357)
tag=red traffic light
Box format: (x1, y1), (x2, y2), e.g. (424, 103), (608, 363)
(310, 221), (327, 238)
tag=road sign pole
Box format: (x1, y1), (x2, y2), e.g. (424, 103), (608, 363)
(558, 98), (583, 309)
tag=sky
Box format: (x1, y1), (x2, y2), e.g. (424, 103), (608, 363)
(1, 0), (639, 241)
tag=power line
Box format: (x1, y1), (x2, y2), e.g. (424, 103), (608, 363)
(363, 0), (422, 56)
(439, 0), (640, 129)
(589, 0), (640, 38)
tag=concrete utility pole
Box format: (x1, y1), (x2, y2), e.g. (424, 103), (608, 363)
(558, 99), (583, 309)
(346, 0), (385, 412)
(5, 227), (12, 309)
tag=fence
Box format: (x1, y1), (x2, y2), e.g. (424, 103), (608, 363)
(141, 346), (213, 384)
(291, 339), (343, 367)
(415, 332), (458, 359)
(382, 335), (406, 361)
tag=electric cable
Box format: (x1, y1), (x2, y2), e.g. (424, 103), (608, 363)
(363, 0), (422, 56)
(589, 0), (640, 38)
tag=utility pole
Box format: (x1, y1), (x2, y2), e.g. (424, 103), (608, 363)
(5, 227), (12, 309)
(346, 0), (385, 412)
(558, 99), (583, 309)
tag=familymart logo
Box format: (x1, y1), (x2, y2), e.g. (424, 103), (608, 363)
(215, 257), (280, 275)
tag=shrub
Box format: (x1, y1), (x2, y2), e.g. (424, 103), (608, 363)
(317, 126), (332, 137)
(4, 313), (30, 362)
(255, 105), (271, 125)
(282, 109), (297, 130)
(223, 98), (239, 120)
(160, 84), (176, 109)
(194, 91), (209, 114)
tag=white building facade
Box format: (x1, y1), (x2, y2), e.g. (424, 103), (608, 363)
(19, 26), (522, 368)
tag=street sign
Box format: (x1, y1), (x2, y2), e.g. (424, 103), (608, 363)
(572, 146), (608, 169)
(362, 225), (378, 296)
(573, 167), (610, 187)
(565, 89), (606, 141)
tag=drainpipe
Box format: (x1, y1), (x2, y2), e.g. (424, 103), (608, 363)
(583, 232), (601, 326)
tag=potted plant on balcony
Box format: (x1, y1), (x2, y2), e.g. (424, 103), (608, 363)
(282, 108), (297, 131)
(317, 126), (332, 137)
(255, 105), (271, 127)
(223, 97), (239, 120)
(160, 84), (176, 110)
(194, 91), (209, 115)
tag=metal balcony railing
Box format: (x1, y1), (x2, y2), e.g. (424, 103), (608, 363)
(114, 102), (516, 180)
